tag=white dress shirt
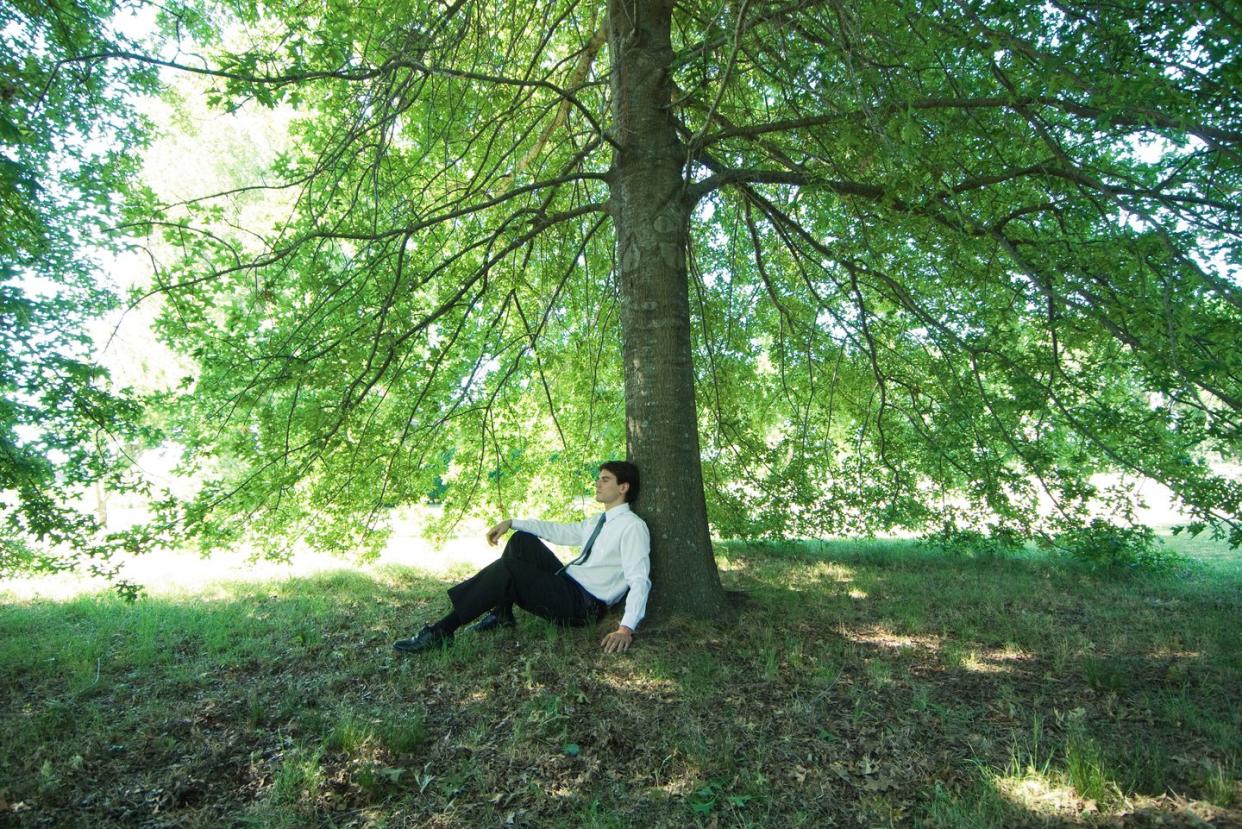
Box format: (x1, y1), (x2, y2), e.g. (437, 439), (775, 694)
(511, 502), (652, 631)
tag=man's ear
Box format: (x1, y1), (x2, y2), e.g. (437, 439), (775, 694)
(618, 481), (630, 498)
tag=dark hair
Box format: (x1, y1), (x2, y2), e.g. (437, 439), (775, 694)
(599, 460), (640, 503)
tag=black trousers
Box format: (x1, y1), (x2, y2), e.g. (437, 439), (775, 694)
(446, 532), (604, 627)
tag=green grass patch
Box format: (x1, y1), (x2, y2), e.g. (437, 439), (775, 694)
(1, 531), (1240, 826)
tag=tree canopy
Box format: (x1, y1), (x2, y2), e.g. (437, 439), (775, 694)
(5, 0), (1240, 607)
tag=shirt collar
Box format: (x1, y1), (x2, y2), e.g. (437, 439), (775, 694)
(602, 502), (632, 521)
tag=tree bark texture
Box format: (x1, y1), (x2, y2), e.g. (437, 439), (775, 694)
(607, 0), (728, 619)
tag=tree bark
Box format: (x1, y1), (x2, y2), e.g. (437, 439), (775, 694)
(607, 0), (728, 620)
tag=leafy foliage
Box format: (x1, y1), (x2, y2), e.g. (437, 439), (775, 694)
(1049, 519), (1180, 572)
(1, 0), (161, 578)
(925, 525), (1026, 560)
(138, 0), (626, 557)
(128, 0), (1240, 559)
(6, 0), (1242, 579)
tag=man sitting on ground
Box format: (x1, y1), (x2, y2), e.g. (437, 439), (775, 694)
(393, 460), (650, 655)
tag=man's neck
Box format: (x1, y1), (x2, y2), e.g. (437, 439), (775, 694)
(600, 499), (626, 512)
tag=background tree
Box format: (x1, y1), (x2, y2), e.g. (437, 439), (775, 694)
(107, 0), (1240, 616)
(0, 0), (160, 584)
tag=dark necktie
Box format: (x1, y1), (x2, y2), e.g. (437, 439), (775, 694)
(560, 514), (606, 573)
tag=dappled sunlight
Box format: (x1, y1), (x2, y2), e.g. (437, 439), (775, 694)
(993, 771), (1088, 818)
(809, 560), (857, 582)
(1145, 647), (1203, 660)
(950, 645), (1035, 676)
(714, 552), (747, 573)
(843, 626), (941, 653)
(776, 558), (859, 593)
(839, 625), (1041, 677)
(648, 778), (699, 800)
(596, 667), (681, 700)
(952, 651), (1016, 674)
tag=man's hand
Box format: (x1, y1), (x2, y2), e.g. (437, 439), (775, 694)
(486, 519), (512, 546)
(601, 626), (633, 653)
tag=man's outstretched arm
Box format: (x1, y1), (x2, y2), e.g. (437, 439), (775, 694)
(497, 516), (592, 547)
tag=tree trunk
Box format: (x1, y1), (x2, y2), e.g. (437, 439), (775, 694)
(607, 0), (728, 620)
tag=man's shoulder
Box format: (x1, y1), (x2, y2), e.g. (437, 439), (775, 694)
(614, 508), (649, 531)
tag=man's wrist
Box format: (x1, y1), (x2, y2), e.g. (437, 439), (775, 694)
(618, 625), (633, 635)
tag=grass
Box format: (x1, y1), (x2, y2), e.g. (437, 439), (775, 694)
(0, 532), (1239, 827)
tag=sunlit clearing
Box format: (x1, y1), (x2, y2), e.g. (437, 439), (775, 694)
(0, 512), (500, 602)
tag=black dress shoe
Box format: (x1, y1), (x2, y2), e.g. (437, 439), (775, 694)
(469, 609), (516, 633)
(393, 625), (453, 654)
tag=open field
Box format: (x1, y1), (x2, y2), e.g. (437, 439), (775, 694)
(1, 533), (1240, 827)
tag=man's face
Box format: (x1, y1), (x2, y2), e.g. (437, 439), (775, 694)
(595, 470), (628, 506)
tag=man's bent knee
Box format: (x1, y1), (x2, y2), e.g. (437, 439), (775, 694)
(503, 531), (550, 567)
(502, 531), (539, 559)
